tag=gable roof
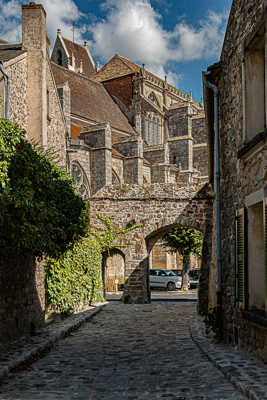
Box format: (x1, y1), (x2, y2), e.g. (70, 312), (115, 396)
(92, 54), (140, 82)
(51, 62), (136, 136)
(0, 44), (26, 62)
(62, 36), (95, 76)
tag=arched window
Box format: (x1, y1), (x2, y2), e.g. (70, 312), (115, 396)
(57, 49), (63, 66)
(71, 162), (90, 200)
(148, 92), (160, 108)
(112, 169), (120, 185)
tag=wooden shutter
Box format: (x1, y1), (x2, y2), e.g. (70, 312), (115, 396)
(235, 208), (248, 308)
(264, 198), (267, 311)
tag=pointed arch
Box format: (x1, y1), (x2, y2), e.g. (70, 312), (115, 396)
(71, 161), (90, 200)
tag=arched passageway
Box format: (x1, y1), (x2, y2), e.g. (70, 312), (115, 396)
(90, 183), (213, 311)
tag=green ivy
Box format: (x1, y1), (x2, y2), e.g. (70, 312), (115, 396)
(0, 119), (88, 257)
(45, 236), (103, 315)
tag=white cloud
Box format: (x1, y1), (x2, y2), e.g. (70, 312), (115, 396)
(86, 0), (228, 88)
(0, 0), (84, 44)
(0, 0), (228, 90)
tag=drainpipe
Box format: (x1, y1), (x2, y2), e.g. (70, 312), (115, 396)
(0, 61), (10, 120)
(203, 72), (222, 314)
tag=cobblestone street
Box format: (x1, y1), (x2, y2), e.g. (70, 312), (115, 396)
(0, 302), (246, 400)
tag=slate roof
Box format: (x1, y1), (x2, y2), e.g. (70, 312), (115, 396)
(0, 44), (26, 63)
(51, 62), (136, 136)
(62, 37), (95, 76)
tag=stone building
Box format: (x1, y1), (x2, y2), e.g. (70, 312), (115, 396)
(204, 0), (267, 362)
(0, 2), (209, 339)
(92, 54), (208, 184)
(0, 3), (68, 341)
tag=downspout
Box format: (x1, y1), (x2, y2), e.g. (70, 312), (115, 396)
(0, 61), (10, 120)
(203, 72), (222, 312)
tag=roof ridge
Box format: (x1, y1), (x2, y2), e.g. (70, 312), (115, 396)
(50, 61), (102, 86)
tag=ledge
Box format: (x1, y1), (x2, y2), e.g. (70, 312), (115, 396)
(243, 309), (267, 329)
(237, 130), (267, 159)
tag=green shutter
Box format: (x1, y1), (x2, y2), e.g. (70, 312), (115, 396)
(235, 208), (248, 308)
(264, 199), (267, 311)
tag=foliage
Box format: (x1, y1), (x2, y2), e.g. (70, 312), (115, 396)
(45, 215), (140, 315)
(88, 214), (141, 253)
(162, 227), (203, 258)
(45, 236), (103, 315)
(0, 119), (88, 257)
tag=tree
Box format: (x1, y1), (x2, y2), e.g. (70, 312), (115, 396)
(0, 119), (88, 258)
(162, 227), (203, 290)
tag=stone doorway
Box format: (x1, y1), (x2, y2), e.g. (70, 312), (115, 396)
(103, 249), (125, 294)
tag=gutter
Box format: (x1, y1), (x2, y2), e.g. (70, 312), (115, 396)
(203, 72), (222, 299)
(0, 61), (10, 120)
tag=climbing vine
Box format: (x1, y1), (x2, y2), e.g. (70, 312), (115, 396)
(45, 236), (103, 315)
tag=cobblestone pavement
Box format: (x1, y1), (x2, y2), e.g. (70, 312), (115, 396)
(0, 303), (246, 400)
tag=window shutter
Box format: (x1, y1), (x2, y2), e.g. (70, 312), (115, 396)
(264, 198), (267, 311)
(235, 208), (248, 308)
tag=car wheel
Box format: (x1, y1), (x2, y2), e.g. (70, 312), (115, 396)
(167, 282), (176, 291)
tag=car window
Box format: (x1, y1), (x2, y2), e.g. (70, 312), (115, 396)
(159, 270), (166, 276)
(165, 271), (175, 276)
(150, 270), (156, 276)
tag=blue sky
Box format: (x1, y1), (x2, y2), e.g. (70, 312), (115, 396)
(0, 0), (232, 100)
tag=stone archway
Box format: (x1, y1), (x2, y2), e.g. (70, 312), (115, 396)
(90, 183), (213, 310)
(103, 248), (125, 295)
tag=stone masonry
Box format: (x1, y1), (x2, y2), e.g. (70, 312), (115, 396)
(90, 183), (213, 307)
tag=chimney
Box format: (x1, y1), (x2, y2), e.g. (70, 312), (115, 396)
(57, 28), (62, 36)
(22, 3), (46, 51)
(21, 3), (48, 148)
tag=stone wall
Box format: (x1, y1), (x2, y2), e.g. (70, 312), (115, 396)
(46, 60), (66, 168)
(90, 183), (213, 304)
(5, 55), (28, 130)
(207, 0), (267, 358)
(0, 255), (45, 343)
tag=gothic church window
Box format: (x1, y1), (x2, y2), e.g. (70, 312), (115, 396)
(148, 92), (160, 108)
(71, 162), (90, 200)
(112, 169), (120, 184)
(143, 113), (161, 146)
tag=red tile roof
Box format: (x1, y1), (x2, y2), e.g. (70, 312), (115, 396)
(51, 62), (136, 136)
(62, 37), (95, 76)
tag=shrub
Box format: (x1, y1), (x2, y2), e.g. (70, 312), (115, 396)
(0, 119), (88, 257)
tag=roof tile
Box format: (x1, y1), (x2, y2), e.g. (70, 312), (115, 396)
(51, 62), (136, 136)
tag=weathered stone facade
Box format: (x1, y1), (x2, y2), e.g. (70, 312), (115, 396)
(0, 255), (45, 343)
(0, 3), (68, 340)
(204, 0), (267, 362)
(90, 183), (213, 305)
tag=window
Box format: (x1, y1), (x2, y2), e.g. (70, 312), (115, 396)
(71, 162), (90, 200)
(244, 24), (265, 142)
(148, 92), (160, 108)
(143, 113), (161, 145)
(235, 198), (267, 312)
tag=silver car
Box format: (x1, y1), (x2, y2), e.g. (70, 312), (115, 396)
(149, 269), (182, 291)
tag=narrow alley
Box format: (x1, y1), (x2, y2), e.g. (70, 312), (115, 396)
(0, 302), (246, 400)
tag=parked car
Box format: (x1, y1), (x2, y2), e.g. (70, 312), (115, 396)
(149, 269), (182, 291)
(188, 269), (200, 289)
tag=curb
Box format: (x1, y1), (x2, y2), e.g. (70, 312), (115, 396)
(190, 319), (267, 400)
(0, 303), (108, 382)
